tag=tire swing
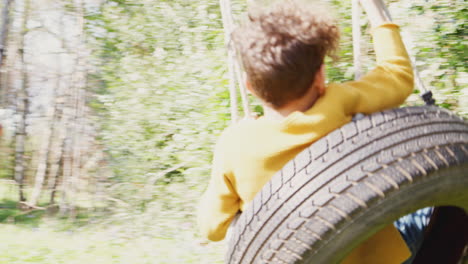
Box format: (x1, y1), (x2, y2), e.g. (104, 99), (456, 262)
(219, 1), (468, 264)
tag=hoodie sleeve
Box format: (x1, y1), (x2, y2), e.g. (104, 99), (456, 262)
(197, 133), (240, 241)
(342, 23), (414, 115)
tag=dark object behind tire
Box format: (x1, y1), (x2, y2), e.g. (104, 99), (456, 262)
(226, 106), (468, 264)
(412, 206), (468, 264)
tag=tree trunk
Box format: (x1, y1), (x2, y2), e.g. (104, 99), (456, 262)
(49, 154), (62, 204)
(68, 0), (88, 219)
(0, 0), (13, 66)
(59, 136), (72, 215)
(14, 0), (30, 203)
(47, 110), (66, 204)
(47, 11), (67, 205)
(59, 0), (88, 217)
(28, 67), (58, 207)
(0, 0), (14, 105)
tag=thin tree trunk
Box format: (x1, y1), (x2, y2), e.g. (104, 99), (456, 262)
(47, 80), (67, 204)
(0, 0), (13, 67)
(57, 10), (73, 215)
(28, 109), (54, 206)
(28, 69), (58, 207)
(47, 11), (67, 204)
(49, 155), (62, 204)
(14, 0), (30, 203)
(47, 111), (65, 204)
(59, 135), (72, 215)
(67, 0), (88, 218)
(55, 0), (89, 218)
(0, 0), (14, 105)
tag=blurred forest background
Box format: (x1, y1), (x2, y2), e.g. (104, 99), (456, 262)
(0, 0), (465, 263)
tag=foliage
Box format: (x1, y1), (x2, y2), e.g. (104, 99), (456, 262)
(0, 0), (466, 263)
(405, 0), (467, 114)
(86, 0), (231, 208)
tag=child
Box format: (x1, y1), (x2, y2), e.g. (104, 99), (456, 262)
(198, 0), (414, 263)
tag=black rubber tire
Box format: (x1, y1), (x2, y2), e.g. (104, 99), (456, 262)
(226, 106), (468, 264)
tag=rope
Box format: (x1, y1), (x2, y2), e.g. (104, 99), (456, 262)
(219, 0), (252, 122)
(376, 3), (434, 104)
(352, 1), (435, 105)
(352, 0), (362, 80)
(235, 61), (252, 117)
(219, 0), (239, 122)
(221, 0), (436, 121)
(399, 31), (435, 105)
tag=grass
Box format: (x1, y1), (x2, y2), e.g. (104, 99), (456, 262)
(0, 182), (225, 264)
(0, 199), (46, 225)
(0, 224), (225, 264)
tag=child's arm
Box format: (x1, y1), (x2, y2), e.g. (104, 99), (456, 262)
(340, 0), (414, 114)
(197, 136), (240, 241)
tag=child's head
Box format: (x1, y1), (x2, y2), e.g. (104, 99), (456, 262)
(233, 0), (339, 109)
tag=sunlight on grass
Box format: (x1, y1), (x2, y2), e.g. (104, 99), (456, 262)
(0, 182), (225, 264)
(0, 222), (225, 264)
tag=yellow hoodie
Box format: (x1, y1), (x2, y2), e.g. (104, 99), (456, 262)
(198, 23), (413, 264)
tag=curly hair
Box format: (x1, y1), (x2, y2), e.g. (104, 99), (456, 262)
(232, 0), (339, 108)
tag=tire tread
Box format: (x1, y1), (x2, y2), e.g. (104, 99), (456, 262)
(226, 107), (468, 264)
